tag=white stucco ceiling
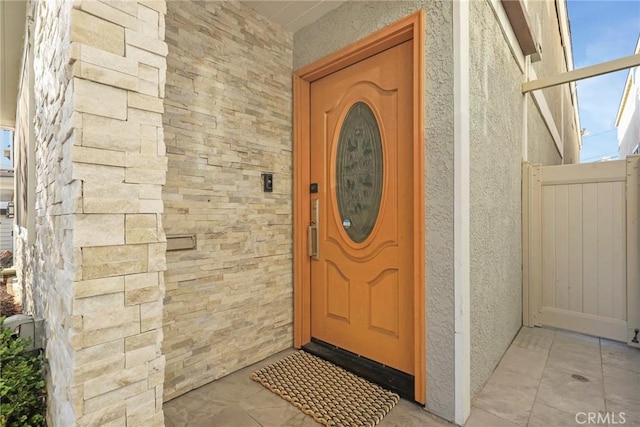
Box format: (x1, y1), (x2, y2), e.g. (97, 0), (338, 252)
(242, 1), (345, 33)
(0, 1), (27, 129)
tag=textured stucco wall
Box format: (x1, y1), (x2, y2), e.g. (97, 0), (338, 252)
(528, 96), (563, 166)
(468, 0), (571, 399)
(530, 0), (564, 142)
(524, 0), (565, 166)
(294, 1), (456, 420)
(527, 0), (581, 163)
(162, 1), (294, 401)
(468, 0), (524, 399)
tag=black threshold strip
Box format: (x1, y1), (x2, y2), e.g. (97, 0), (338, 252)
(302, 338), (415, 401)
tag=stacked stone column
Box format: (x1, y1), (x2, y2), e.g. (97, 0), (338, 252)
(15, 1), (168, 425)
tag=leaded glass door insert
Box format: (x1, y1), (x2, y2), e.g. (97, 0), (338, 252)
(335, 102), (383, 243)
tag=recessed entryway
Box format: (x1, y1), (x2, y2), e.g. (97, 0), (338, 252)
(292, 11), (426, 404)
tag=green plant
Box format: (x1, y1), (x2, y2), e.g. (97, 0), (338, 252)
(0, 318), (46, 427)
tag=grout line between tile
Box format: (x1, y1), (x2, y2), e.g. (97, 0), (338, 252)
(525, 328), (556, 426)
(246, 409), (266, 427)
(600, 338), (609, 416)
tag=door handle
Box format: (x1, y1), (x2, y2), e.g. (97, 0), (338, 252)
(308, 199), (320, 260)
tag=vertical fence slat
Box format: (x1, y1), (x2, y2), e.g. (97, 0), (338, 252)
(597, 182), (614, 318)
(582, 182), (598, 316)
(530, 165), (543, 326)
(627, 156), (640, 347)
(612, 182), (626, 321)
(542, 186), (556, 309)
(522, 162), (531, 326)
(555, 185), (570, 310)
(568, 184), (583, 312)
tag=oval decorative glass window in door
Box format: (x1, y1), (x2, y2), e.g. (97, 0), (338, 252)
(335, 102), (383, 243)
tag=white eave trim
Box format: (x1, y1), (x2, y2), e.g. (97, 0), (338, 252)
(615, 36), (640, 127)
(615, 72), (634, 128)
(487, 0), (526, 73)
(453, 0), (471, 425)
(0, 0), (28, 128)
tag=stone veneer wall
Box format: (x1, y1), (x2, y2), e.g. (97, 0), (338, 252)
(162, 2), (293, 400)
(14, 0), (168, 425)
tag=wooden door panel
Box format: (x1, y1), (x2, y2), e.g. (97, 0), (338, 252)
(368, 268), (400, 336)
(325, 261), (350, 322)
(309, 40), (414, 374)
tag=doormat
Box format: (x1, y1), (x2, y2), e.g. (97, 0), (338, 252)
(251, 350), (400, 427)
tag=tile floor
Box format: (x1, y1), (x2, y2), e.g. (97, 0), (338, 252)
(164, 327), (640, 426)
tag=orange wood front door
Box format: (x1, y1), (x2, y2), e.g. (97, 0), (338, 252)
(309, 40), (414, 375)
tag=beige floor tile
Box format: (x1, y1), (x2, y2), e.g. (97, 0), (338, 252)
(379, 399), (453, 427)
(187, 379), (262, 408)
(527, 401), (579, 427)
(602, 364), (640, 405)
(203, 407), (261, 427)
(606, 398), (640, 427)
(472, 367), (538, 425)
(378, 412), (451, 427)
(163, 350), (297, 426)
(237, 387), (294, 411)
(223, 349), (298, 389)
(465, 407), (518, 427)
(185, 369), (266, 407)
(163, 393), (229, 426)
(553, 330), (600, 350)
(536, 364), (605, 415)
(495, 344), (549, 381)
(252, 349), (299, 370)
(511, 327), (555, 354)
(280, 411), (327, 427)
(164, 414), (176, 427)
(544, 352), (603, 382)
(245, 405), (303, 427)
(546, 336), (603, 380)
(601, 339), (640, 374)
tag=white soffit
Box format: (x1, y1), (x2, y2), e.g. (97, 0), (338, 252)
(0, 0), (27, 129)
(242, 1), (345, 33)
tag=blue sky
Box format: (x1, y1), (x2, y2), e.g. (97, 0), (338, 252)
(567, 0), (640, 162)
